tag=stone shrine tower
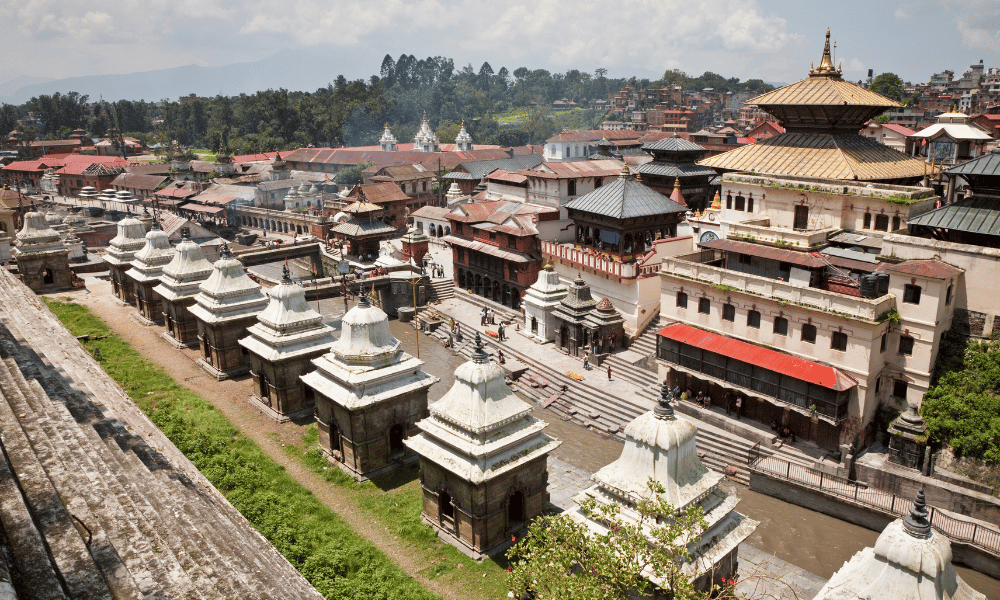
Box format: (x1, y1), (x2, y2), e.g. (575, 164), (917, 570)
(12, 210), (72, 293)
(406, 333), (561, 558)
(188, 246), (269, 380)
(571, 382), (758, 591)
(455, 120), (473, 151)
(522, 262), (568, 343)
(399, 227), (429, 265)
(126, 222), (175, 325)
(239, 266), (337, 421)
(154, 228), (216, 348)
(379, 123), (398, 152)
(815, 489), (985, 600)
(103, 215), (147, 304)
(301, 293), (438, 480)
(552, 274), (598, 356)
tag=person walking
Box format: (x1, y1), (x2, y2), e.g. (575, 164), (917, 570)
(735, 396), (743, 420)
(497, 321), (505, 342)
(583, 352), (590, 370)
(480, 308), (486, 327)
(607, 364), (612, 381)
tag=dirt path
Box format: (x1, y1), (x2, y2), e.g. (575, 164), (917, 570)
(57, 281), (467, 600)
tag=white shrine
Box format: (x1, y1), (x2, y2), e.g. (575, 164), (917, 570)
(413, 114), (440, 152)
(455, 119), (473, 151)
(379, 123), (398, 152)
(571, 382), (758, 591)
(154, 228), (215, 348)
(125, 222), (176, 325)
(301, 293), (438, 480)
(814, 488), (986, 600)
(522, 261), (569, 344)
(405, 333), (561, 558)
(103, 215), (147, 304)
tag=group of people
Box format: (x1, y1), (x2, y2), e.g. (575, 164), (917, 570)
(771, 421), (796, 444)
(480, 307), (496, 326)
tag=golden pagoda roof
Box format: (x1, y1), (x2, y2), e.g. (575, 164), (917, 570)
(342, 201), (383, 214)
(698, 133), (927, 181)
(748, 77), (901, 109)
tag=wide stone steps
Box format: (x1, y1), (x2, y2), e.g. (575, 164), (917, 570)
(604, 354), (658, 389)
(428, 278), (454, 301)
(0, 269), (323, 600)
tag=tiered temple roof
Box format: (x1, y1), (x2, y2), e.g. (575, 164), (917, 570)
(124, 223), (175, 284)
(188, 245), (268, 325)
(153, 228), (214, 303)
(13, 211), (66, 255)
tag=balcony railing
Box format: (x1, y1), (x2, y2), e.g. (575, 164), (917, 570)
(727, 219), (836, 248)
(542, 240), (640, 278)
(661, 256), (894, 322)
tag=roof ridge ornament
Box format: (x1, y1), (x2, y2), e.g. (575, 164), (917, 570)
(903, 487), (932, 538)
(811, 28), (839, 78)
(281, 264), (292, 284)
(654, 379), (675, 420)
(619, 163), (630, 179)
(471, 332), (488, 364)
(357, 289), (371, 308)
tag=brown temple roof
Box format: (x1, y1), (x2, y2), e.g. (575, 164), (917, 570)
(883, 259), (963, 280)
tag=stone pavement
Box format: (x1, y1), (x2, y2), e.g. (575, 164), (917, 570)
(546, 456), (827, 600)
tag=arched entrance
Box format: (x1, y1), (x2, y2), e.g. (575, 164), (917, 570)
(531, 316), (537, 333)
(508, 490), (525, 526)
(560, 325), (569, 349)
(437, 224), (443, 237)
(389, 424), (405, 455)
(259, 373), (271, 405)
(439, 491), (455, 524)
(43, 268), (54, 285)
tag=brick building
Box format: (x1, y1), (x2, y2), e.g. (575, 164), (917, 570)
(445, 200), (558, 310)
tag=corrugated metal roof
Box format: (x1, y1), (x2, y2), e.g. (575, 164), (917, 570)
(910, 123), (993, 141)
(947, 152), (1000, 176)
(642, 137), (706, 152)
(748, 76), (901, 108)
(330, 218), (397, 237)
(658, 323), (856, 390)
(698, 238), (828, 268)
(907, 196), (1000, 237)
(883, 259), (963, 279)
(457, 154), (543, 175)
(442, 235), (537, 262)
(635, 161), (718, 178)
(698, 133), (927, 181)
(564, 176), (687, 219)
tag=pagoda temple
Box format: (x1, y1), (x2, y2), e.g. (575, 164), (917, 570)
(12, 210), (72, 293)
(188, 245), (268, 380)
(239, 266), (337, 421)
(571, 382), (758, 591)
(103, 215), (147, 304)
(700, 30), (926, 183)
(635, 136), (717, 211)
(154, 228), (214, 348)
(405, 333), (561, 558)
(125, 222), (175, 324)
(301, 293), (438, 480)
(329, 200), (397, 259)
(815, 489), (985, 600)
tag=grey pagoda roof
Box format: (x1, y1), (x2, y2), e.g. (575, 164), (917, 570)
(635, 161), (719, 179)
(552, 275), (598, 326)
(459, 155), (544, 175)
(642, 136), (707, 152)
(565, 172), (687, 219)
(331, 218), (398, 237)
(947, 151), (1000, 177)
(907, 195), (1000, 237)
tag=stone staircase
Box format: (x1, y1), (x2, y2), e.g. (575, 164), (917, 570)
(0, 269), (323, 600)
(419, 308), (817, 486)
(427, 277), (454, 302)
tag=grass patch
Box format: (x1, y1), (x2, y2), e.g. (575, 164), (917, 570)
(43, 299), (437, 600)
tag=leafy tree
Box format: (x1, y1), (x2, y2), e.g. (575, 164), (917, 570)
(506, 479), (728, 600)
(334, 161), (373, 186)
(870, 73), (904, 102)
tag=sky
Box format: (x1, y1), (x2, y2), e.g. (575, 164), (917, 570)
(1, 0), (999, 90)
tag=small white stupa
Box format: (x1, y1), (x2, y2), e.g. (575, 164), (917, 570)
(125, 221), (175, 324)
(522, 261), (569, 344)
(405, 333), (561, 558)
(301, 292), (438, 480)
(104, 215), (147, 304)
(455, 119), (473, 151)
(154, 227), (215, 348)
(413, 114), (440, 152)
(814, 488), (986, 600)
(239, 265), (337, 421)
(571, 381), (758, 591)
(188, 245), (268, 380)
(12, 210), (72, 292)
(379, 123), (398, 152)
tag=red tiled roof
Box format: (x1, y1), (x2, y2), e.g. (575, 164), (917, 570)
(522, 159), (624, 179)
(2, 160), (49, 172)
(880, 123), (917, 136)
(658, 323), (856, 390)
(698, 238), (828, 268)
(546, 130), (643, 143)
(883, 259), (962, 280)
(231, 152), (277, 162)
(155, 187), (198, 198)
(348, 181), (410, 204)
(487, 169), (528, 184)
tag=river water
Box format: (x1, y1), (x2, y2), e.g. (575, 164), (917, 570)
(388, 320), (999, 598)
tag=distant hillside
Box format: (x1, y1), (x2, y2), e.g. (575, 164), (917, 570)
(0, 47), (377, 104)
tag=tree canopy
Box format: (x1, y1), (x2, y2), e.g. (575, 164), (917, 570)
(870, 72), (904, 102)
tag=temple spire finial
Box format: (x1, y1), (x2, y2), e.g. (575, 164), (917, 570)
(471, 332), (488, 364)
(903, 487), (932, 538)
(812, 28), (838, 77)
(654, 380), (675, 420)
(281, 264), (292, 284)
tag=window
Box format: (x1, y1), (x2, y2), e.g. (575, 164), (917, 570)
(875, 376), (881, 393)
(946, 284), (953, 304)
(831, 331), (848, 351)
(747, 196), (754, 212)
(489, 231), (496, 241)
(863, 212), (872, 229)
(893, 379), (908, 400)
(880, 332), (887, 353)
(747, 310), (761, 328)
(735, 195), (745, 211)
(739, 253), (752, 265)
(726, 193), (733, 209)
(899, 335), (915, 355)
(456, 248), (465, 263)
(773, 317), (788, 336)
(698, 298), (710, 315)
(722, 303), (736, 322)
(595, 177), (603, 188)
(454, 223), (462, 235)
(508, 234), (517, 249)
(676, 291), (688, 308)
(801, 323), (817, 344)
(874, 214), (889, 231)
(509, 263), (518, 280)
(903, 284), (921, 304)
(567, 180), (577, 196)
(892, 216), (901, 231)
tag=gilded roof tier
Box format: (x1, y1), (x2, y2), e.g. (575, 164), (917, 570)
(698, 132), (927, 181)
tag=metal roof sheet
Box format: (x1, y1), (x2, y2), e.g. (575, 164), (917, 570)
(906, 196), (1000, 237)
(947, 152), (1000, 176)
(442, 235), (536, 262)
(698, 133), (927, 181)
(748, 76), (901, 108)
(883, 259), (963, 279)
(635, 161), (718, 178)
(457, 154), (544, 175)
(698, 238), (828, 268)
(658, 323), (856, 390)
(642, 137), (707, 152)
(564, 176), (687, 219)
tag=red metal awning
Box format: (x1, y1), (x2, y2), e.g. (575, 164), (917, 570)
(658, 323), (856, 391)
